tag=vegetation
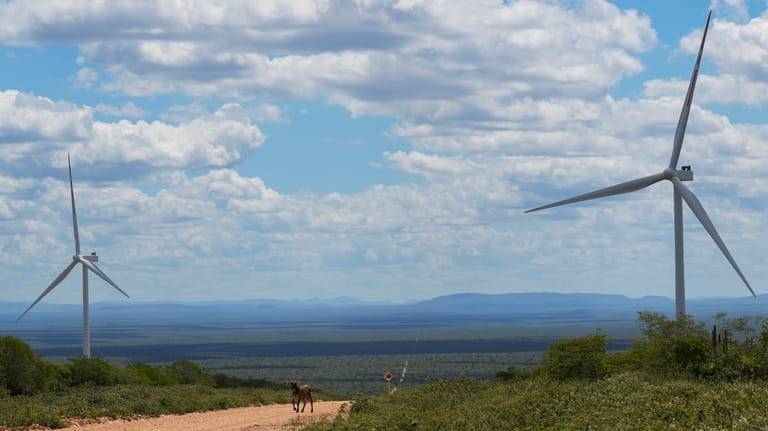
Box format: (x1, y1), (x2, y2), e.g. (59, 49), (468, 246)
(0, 336), (60, 396)
(8, 311), (768, 429)
(305, 375), (768, 430)
(0, 384), (288, 429)
(0, 335), (304, 428)
(307, 312), (768, 430)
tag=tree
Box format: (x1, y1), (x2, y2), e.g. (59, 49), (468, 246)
(542, 333), (608, 380)
(166, 360), (214, 386)
(626, 311), (708, 375)
(706, 314), (767, 380)
(0, 336), (60, 395)
(125, 361), (179, 385)
(496, 365), (529, 381)
(672, 336), (709, 373)
(66, 357), (124, 386)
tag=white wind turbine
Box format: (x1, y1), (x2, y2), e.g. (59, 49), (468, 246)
(18, 154), (129, 358)
(525, 11), (756, 319)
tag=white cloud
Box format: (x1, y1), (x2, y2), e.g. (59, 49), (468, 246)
(73, 67), (99, 89)
(0, 1), (767, 303)
(0, 1), (656, 104)
(0, 92), (265, 175)
(160, 103), (209, 124)
(73, 103), (265, 169)
(665, 15), (768, 105)
(251, 103), (289, 124)
(710, 0), (750, 22)
(385, 151), (480, 178)
(95, 102), (149, 118)
(0, 90), (92, 143)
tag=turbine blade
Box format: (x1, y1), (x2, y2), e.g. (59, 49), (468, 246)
(672, 177), (756, 297)
(17, 260), (78, 321)
(525, 172), (667, 213)
(68, 154), (81, 255)
(78, 257), (129, 298)
(669, 10), (711, 169)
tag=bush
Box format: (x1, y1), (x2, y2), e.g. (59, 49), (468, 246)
(125, 362), (179, 386)
(496, 365), (530, 381)
(303, 376), (768, 431)
(0, 384), (289, 428)
(66, 357), (125, 386)
(212, 373), (283, 389)
(0, 336), (61, 395)
(672, 336), (709, 374)
(623, 312), (708, 376)
(166, 360), (215, 386)
(541, 333), (608, 380)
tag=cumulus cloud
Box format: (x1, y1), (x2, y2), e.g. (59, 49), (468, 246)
(667, 15), (768, 105)
(74, 103), (265, 169)
(0, 1), (656, 112)
(0, 1), (767, 303)
(0, 90), (92, 144)
(0, 92), (264, 176)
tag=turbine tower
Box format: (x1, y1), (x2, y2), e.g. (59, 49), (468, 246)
(18, 154), (129, 357)
(525, 11), (756, 319)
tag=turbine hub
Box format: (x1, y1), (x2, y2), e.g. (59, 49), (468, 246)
(662, 167), (694, 181)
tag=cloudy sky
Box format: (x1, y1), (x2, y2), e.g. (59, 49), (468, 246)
(1, 0), (766, 306)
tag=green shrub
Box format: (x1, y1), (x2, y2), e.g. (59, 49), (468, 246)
(304, 376), (768, 431)
(541, 332), (608, 380)
(125, 362), (180, 386)
(672, 336), (710, 374)
(212, 373), (283, 389)
(0, 384), (289, 427)
(166, 360), (215, 386)
(0, 336), (62, 395)
(495, 365), (530, 381)
(629, 312), (708, 376)
(66, 357), (125, 386)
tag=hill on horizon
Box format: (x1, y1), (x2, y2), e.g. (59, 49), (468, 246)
(2, 290), (765, 326)
(0, 290), (765, 363)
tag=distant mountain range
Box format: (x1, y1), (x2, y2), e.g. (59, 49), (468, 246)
(2, 292), (766, 327)
(2, 291), (767, 361)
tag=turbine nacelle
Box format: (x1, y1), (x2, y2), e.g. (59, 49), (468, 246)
(74, 252), (98, 263)
(677, 166), (694, 181)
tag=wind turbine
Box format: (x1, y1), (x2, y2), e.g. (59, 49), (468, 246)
(18, 154), (129, 357)
(525, 11), (756, 319)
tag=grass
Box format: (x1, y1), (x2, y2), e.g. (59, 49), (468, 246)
(303, 374), (768, 430)
(0, 384), (292, 429)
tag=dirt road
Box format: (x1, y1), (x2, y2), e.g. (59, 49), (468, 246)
(56, 401), (348, 431)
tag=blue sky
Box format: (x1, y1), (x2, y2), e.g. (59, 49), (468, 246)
(1, 0), (767, 307)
